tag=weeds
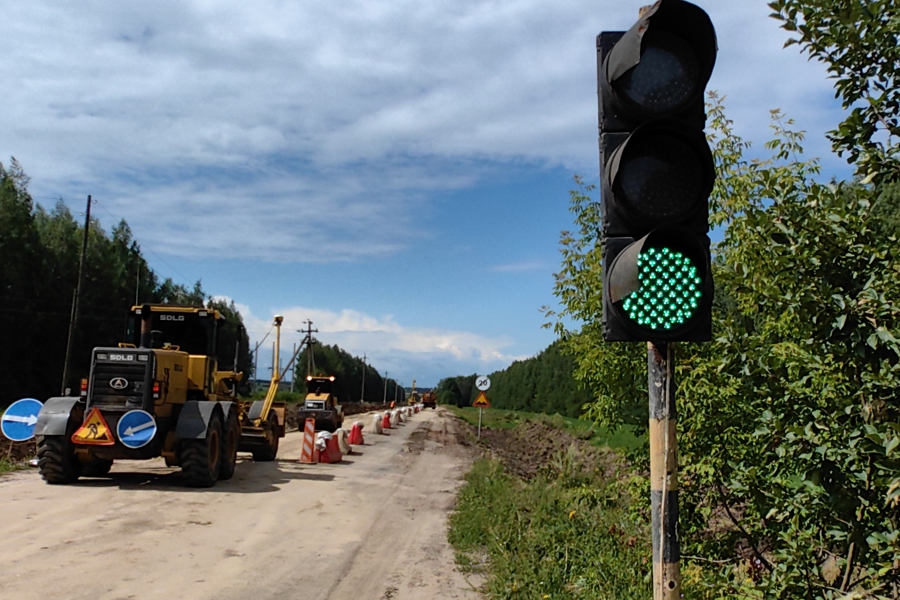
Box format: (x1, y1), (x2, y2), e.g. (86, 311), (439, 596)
(450, 457), (650, 599)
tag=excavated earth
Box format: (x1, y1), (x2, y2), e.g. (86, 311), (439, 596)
(475, 420), (619, 480)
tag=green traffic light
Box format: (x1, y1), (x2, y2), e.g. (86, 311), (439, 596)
(622, 246), (702, 330)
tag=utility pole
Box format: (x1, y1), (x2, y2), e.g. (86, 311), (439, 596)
(61, 195), (92, 395)
(290, 342), (297, 392)
(360, 353), (367, 402)
(297, 320), (318, 377)
(383, 371), (388, 404)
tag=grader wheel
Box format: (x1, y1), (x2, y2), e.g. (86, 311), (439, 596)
(218, 409), (240, 481)
(252, 412), (280, 462)
(37, 436), (82, 484)
(181, 413), (222, 488)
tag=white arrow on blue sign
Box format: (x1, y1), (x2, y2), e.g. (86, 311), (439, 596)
(1, 398), (44, 442)
(116, 410), (157, 449)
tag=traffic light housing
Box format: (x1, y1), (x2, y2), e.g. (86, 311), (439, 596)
(598, 0), (717, 342)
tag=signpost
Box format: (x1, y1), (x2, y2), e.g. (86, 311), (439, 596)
(474, 376), (491, 439)
(1, 398), (43, 442)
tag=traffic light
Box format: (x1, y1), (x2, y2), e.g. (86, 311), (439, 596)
(598, 0), (717, 342)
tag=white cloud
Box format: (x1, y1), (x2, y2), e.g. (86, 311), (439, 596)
(230, 301), (524, 386)
(1, 0), (849, 262)
(490, 261), (548, 273)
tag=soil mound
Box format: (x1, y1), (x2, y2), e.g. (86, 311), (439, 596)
(477, 420), (617, 481)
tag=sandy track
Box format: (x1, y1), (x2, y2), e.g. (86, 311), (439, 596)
(0, 408), (480, 600)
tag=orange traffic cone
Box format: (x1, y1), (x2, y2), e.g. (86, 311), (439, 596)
(382, 412), (392, 429)
(349, 422), (364, 445)
(299, 418), (318, 464)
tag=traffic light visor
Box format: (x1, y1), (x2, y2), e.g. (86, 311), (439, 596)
(604, 0), (717, 120)
(606, 120), (714, 227)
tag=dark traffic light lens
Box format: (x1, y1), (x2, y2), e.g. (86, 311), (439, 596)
(615, 133), (704, 222)
(622, 246), (702, 330)
(616, 30), (701, 116)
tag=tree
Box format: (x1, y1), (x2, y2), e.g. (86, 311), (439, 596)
(769, 0), (900, 185)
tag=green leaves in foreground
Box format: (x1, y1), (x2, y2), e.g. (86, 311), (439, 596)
(551, 93), (900, 598)
(449, 458), (649, 600)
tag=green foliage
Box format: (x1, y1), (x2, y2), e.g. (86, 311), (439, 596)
(0, 457), (20, 475)
(436, 342), (593, 418)
(768, 0), (900, 185)
(449, 458), (649, 599)
(436, 374), (478, 407)
(551, 93), (900, 597)
(542, 178), (648, 432)
(486, 341), (592, 418)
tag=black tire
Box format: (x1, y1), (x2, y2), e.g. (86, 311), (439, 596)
(82, 458), (113, 477)
(37, 436), (82, 484)
(181, 413), (222, 488)
(252, 412), (279, 462)
(218, 408), (239, 481)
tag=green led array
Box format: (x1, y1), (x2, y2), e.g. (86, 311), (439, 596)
(622, 246), (703, 330)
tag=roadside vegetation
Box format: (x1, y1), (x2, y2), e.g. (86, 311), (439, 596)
(448, 411), (649, 599)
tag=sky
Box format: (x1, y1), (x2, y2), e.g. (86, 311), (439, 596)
(1, 1), (852, 387)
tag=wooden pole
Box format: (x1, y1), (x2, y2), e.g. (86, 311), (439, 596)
(649, 341), (680, 599)
(60, 195), (92, 395)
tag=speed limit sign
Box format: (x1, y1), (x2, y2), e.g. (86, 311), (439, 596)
(475, 376), (491, 391)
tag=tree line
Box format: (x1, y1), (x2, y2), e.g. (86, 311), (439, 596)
(435, 340), (591, 417)
(0, 159), (251, 408)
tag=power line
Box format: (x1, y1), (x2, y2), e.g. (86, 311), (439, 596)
(90, 198), (195, 286)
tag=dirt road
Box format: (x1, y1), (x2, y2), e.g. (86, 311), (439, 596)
(0, 408), (480, 600)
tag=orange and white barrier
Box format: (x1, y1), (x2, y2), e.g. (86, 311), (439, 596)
(382, 412), (392, 430)
(349, 421), (365, 445)
(398, 409), (407, 423)
(317, 431), (342, 463)
(390, 410), (400, 427)
(299, 418), (318, 464)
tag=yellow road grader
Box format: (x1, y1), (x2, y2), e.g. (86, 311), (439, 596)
(35, 305), (287, 487)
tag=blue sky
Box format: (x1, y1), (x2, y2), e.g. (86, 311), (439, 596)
(2, 1), (852, 386)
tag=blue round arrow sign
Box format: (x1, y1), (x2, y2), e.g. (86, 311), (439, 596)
(1, 398), (43, 442)
(117, 410), (157, 449)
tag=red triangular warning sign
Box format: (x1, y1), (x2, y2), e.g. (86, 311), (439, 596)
(72, 407), (115, 446)
(472, 391), (490, 408)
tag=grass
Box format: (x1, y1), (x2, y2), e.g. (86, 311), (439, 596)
(444, 405), (645, 451)
(446, 405), (651, 598)
(449, 457), (650, 599)
(0, 457), (20, 475)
